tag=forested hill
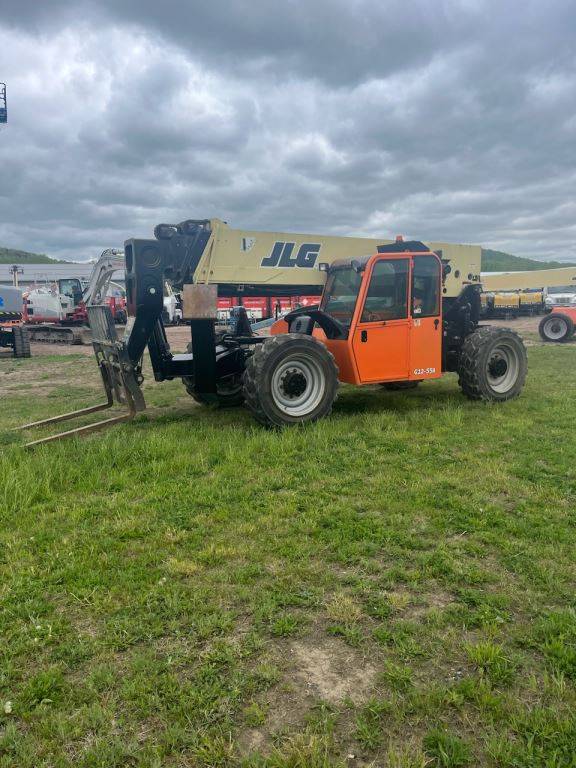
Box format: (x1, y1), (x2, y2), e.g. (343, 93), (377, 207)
(0, 247), (68, 264)
(481, 248), (576, 271)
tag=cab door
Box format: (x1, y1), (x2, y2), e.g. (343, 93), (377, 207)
(352, 257), (411, 383)
(409, 254), (442, 379)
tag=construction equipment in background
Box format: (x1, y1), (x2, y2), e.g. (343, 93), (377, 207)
(20, 219), (528, 446)
(0, 284), (31, 358)
(23, 249), (126, 344)
(217, 295), (319, 323)
(162, 282), (183, 326)
(480, 290), (545, 319)
(481, 265), (576, 293)
(480, 265), (576, 339)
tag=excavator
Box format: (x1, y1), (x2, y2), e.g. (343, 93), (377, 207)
(23, 249), (127, 344)
(19, 218), (530, 446)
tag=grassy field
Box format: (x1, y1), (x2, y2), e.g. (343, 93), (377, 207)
(0, 341), (575, 767)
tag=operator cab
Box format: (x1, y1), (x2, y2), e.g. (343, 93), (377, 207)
(291, 241), (443, 386)
(58, 278), (84, 307)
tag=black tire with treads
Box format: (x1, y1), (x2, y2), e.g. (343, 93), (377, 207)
(243, 334), (338, 427)
(458, 326), (527, 402)
(12, 326), (31, 358)
(538, 313), (574, 342)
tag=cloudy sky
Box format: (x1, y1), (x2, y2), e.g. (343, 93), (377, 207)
(0, 0), (575, 262)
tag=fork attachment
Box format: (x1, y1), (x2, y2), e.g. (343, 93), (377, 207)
(18, 306), (146, 448)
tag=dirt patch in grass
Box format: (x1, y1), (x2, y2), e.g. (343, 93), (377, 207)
(238, 633), (377, 757)
(289, 636), (377, 705)
(402, 588), (455, 619)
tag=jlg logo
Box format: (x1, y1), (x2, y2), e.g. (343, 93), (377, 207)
(261, 242), (321, 268)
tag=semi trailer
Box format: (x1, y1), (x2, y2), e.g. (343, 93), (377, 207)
(19, 219), (528, 446)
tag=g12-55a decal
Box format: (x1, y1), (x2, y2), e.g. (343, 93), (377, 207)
(261, 242), (321, 268)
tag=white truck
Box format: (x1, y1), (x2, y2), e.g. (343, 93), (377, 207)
(544, 285), (576, 311)
(162, 282), (183, 325)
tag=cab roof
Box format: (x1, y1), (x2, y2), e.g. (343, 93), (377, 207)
(328, 240), (435, 272)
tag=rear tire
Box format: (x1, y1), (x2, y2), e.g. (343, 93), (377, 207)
(243, 334), (338, 427)
(458, 326), (527, 402)
(538, 313), (574, 342)
(12, 326), (31, 358)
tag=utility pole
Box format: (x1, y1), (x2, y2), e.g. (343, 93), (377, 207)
(10, 265), (23, 288)
(0, 83), (6, 125)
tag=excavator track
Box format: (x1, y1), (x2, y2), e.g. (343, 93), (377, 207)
(25, 324), (92, 345)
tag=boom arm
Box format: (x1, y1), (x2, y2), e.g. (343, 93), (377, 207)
(125, 218), (482, 295)
(83, 248), (125, 307)
(481, 267), (576, 292)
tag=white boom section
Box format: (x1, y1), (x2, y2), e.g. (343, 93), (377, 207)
(83, 249), (125, 306)
(192, 219), (482, 299)
(481, 267), (576, 292)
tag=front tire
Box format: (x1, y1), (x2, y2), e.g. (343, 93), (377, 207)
(458, 326), (527, 402)
(243, 334), (338, 427)
(538, 313), (574, 342)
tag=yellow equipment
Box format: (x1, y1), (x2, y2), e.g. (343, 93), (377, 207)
(482, 267), (576, 292)
(178, 218), (482, 299)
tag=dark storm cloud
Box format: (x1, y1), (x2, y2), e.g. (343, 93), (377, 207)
(0, 0), (575, 260)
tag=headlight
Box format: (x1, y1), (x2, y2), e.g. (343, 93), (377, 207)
(545, 297), (553, 305)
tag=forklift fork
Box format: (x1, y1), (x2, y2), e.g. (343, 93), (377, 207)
(17, 306), (146, 448)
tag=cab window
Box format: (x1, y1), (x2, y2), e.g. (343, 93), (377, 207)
(411, 256), (440, 317)
(321, 267), (363, 329)
(59, 278), (83, 303)
(361, 259), (408, 322)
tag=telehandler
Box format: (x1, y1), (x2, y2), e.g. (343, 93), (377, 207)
(19, 219), (527, 446)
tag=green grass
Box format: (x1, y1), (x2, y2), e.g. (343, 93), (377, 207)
(0, 343), (576, 766)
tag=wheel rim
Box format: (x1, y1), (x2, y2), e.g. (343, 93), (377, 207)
(486, 341), (520, 394)
(271, 353), (326, 416)
(543, 317), (568, 340)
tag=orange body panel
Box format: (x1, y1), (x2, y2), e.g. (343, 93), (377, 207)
(350, 320), (410, 383)
(271, 317), (289, 335)
(270, 250), (443, 386)
(551, 306), (576, 321)
(408, 316), (442, 380)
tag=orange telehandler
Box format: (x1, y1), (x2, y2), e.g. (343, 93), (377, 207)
(19, 220), (527, 445)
